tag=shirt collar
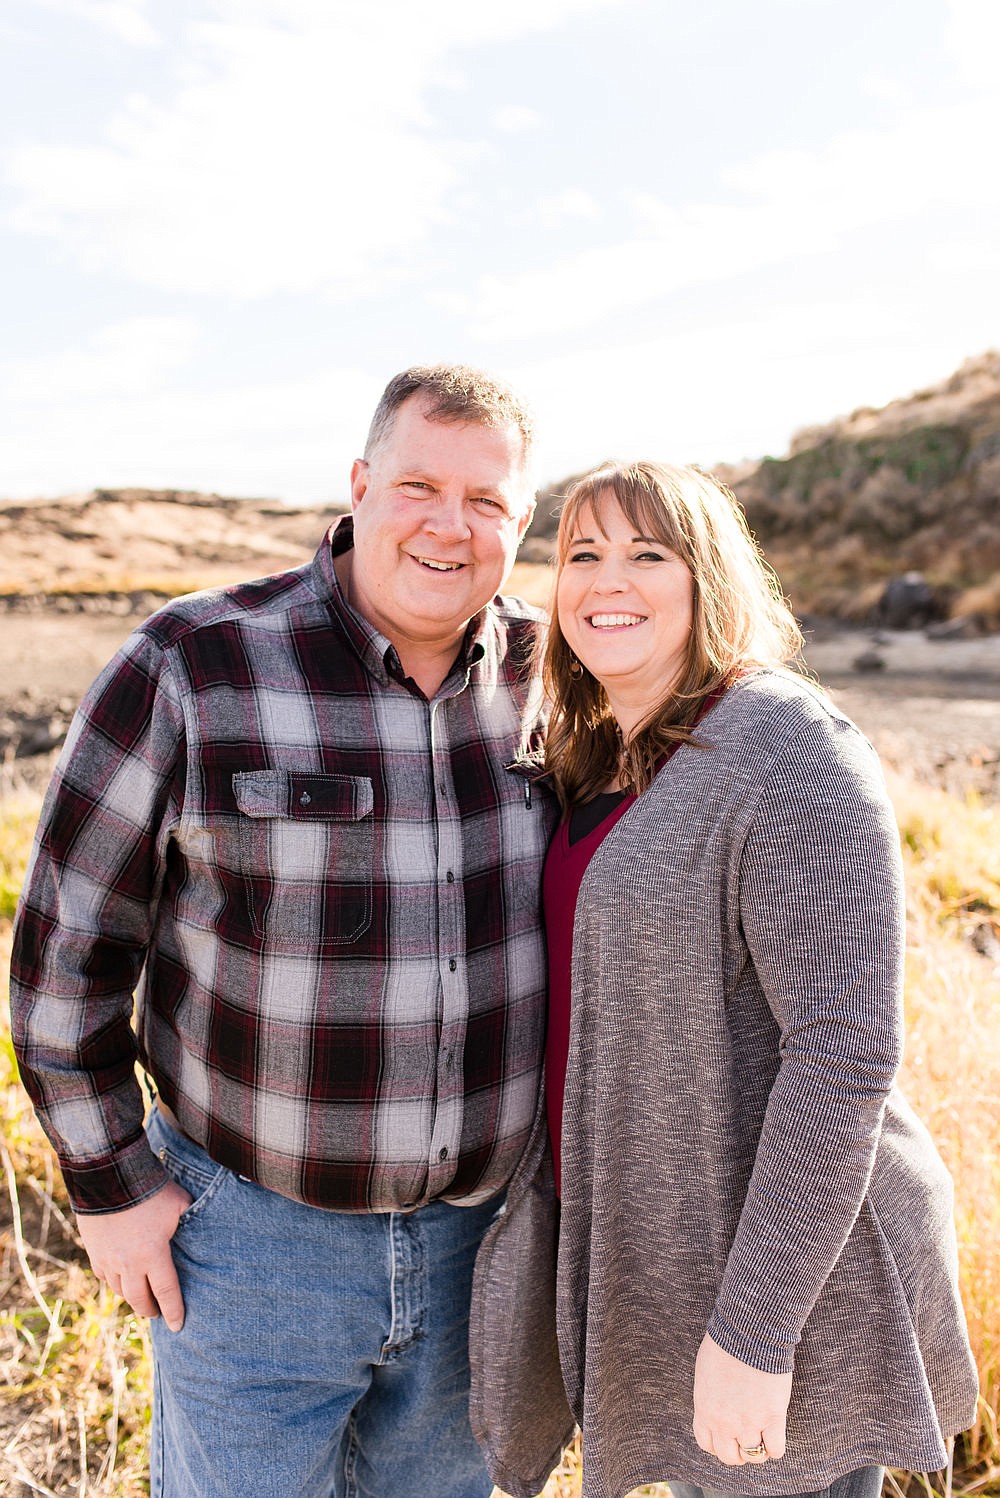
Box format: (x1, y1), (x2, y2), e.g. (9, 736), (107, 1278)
(316, 515), (488, 696)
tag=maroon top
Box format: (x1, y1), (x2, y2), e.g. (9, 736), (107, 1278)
(543, 791), (635, 1195)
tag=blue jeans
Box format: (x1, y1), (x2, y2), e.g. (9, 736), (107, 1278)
(146, 1105), (500, 1498)
(668, 1465), (884, 1498)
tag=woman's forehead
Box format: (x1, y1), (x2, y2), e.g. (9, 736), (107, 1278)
(564, 483), (679, 544)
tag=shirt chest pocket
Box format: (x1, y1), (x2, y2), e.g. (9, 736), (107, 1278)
(232, 771), (374, 948)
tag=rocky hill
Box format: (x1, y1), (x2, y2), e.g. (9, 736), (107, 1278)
(3, 353), (999, 629)
(527, 351), (1000, 628)
(0, 488), (348, 604)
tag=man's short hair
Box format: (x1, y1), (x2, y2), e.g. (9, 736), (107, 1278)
(364, 364), (535, 471)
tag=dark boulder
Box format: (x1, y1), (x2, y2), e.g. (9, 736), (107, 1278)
(876, 572), (944, 629)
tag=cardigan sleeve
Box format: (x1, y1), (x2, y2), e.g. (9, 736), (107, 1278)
(706, 711), (905, 1374)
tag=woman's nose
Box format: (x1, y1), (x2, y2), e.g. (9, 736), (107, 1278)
(591, 556), (627, 593)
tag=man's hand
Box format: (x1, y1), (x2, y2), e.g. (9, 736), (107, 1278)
(76, 1181), (193, 1331)
(692, 1332), (792, 1467)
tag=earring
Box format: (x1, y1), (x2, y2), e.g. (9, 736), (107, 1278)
(569, 655), (583, 679)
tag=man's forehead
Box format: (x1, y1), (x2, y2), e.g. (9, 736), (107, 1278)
(386, 411), (530, 480)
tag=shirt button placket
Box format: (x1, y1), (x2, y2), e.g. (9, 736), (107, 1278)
(428, 700), (464, 1191)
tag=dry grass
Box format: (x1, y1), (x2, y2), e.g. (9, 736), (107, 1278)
(509, 557), (554, 609)
(1, 777), (998, 1498)
(889, 774), (1000, 1488)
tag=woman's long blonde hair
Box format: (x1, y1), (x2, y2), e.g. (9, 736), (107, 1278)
(542, 461), (803, 808)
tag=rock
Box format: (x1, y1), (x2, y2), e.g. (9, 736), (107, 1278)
(971, 922), (1000, 961)
(852, 649), (887, 673)
(925, 614), (987, 641)
(0, 708), (70, 758)
(876, 572), (943, 630)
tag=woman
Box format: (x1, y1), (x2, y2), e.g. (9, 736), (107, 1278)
(469, 462), (978, 1498)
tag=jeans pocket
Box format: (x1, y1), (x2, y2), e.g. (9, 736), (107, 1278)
(148, 1110), (233, 1228)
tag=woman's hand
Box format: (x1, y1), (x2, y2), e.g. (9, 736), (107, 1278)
(692, 1333), (792, 1467)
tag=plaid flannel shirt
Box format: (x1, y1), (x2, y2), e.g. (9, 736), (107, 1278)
(11, 519), (555, 1214)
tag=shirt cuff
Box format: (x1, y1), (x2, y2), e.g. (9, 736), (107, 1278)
(62, 1131), (171, 1215)
(706, 1307), (798, 1376)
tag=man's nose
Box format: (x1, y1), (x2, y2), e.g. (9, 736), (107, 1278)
(423, 494), (471, 541)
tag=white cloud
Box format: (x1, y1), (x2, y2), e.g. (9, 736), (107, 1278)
(925, 238), (1000, 275)
(29, 0), (160, 47)
(493, 105), (543, 134)
(517, 302), (990, 483)
(537, 187), (600, 226)
(5, 0), (619, 299)
(5, 18), (454, 298)
(859, 71), (910, 106)
(2, 316), (200, 403)
(456, 81), (1000, 342)
(0, 353), (383, 503)
(944, 0), (1000, 86)
(452, 197), (831, 339)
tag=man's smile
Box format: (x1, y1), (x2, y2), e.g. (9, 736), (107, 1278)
(415, 556), (466, 572)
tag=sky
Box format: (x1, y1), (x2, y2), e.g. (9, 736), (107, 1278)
(2, 0), (998, 505)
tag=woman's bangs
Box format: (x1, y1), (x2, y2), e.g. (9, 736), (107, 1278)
(557, 468), (688, 561)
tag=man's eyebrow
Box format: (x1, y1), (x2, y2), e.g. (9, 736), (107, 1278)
(398, 469), (506, 498)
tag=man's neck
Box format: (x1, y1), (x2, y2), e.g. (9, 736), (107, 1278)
(334, 549), (466, 699)
(396, 647), (463, 699)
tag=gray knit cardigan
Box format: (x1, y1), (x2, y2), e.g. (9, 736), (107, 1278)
(469, 670), (978, 1498)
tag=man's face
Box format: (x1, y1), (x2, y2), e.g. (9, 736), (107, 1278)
(347, 396), (535, 661)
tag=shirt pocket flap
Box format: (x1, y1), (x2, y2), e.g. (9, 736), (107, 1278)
(232, 771), (374, 821)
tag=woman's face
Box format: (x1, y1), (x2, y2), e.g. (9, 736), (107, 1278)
(557, 495), (695, 726)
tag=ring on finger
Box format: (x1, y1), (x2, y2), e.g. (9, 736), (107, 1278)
(738, 1439), (768, 1460)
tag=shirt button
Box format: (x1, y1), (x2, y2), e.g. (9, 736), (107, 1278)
(448, 958), (457, 972)
(446, 870), (455, 883)
(438, 1147), (449, 1161)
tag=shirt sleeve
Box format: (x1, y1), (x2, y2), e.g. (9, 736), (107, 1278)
(10, 625), (186, 1213)
(706, 712), (905, 1373)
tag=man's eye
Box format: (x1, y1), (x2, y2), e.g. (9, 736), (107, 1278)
(472, 495), (504, 512)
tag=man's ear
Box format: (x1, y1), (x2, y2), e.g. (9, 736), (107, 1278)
(516, 494), (537, 543)
(350, 458), (369, 512)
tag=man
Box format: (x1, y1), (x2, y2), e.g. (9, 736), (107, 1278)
(11, 365), (555, 1498)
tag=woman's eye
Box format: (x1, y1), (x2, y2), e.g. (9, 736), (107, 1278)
(567, 548), (598, 563)
(635, 550), (666, 562)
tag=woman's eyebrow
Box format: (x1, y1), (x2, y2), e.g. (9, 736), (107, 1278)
(568, 534), (661, 543)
